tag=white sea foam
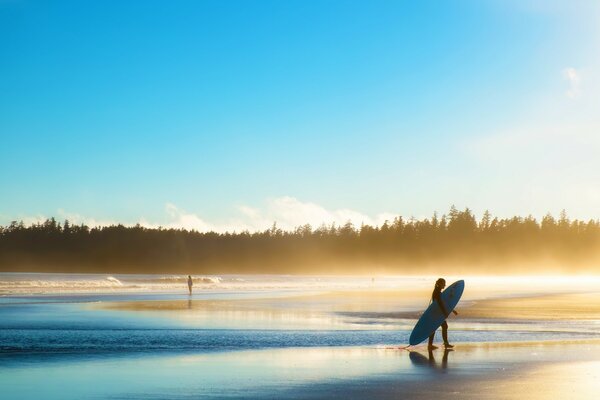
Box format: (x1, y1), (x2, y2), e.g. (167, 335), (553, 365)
(0, 273), (415, 295)
(2, 273), (600, 296)
(0, 276), (126, 294)
(0, 273), (229, 294)
(155, 276), (221, 284)
(106, 276), (123, 286)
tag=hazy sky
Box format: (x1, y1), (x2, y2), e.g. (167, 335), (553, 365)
(1, 0), (599, 231)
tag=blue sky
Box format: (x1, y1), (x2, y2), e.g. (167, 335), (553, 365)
(1, 0), (599, 231)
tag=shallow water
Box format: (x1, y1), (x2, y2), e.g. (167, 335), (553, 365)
(2, 273), (600, 399)
(2, 274), (600, 358)
(3, 343), (600, 400)
(3, 272), (600, 295)
(0, 273), (431, 294)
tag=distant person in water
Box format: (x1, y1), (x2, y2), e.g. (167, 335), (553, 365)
(187, 275), (193, 295)
(428, 278), (458, 349)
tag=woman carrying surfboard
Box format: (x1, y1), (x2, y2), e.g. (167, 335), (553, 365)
(408, 278), (464, 348)
(428, 278), (458, 349)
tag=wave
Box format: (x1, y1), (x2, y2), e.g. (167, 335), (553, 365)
(0, 273), (428, 295)
(154, 276), (222, 284)
(0, 276), (124, 289)
(106, 276), (124, 285)
(0, 274), (225, 295)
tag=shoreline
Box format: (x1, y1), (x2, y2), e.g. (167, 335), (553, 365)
(95, 288), (600, 319)
(3, 341), (600, 399)
(3, 279), (600, 399)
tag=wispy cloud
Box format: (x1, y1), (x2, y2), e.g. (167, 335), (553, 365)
(162, 203), (214, 231)
(4, 198), (399, 233)
(245, 196), (396, 231)
(10, 214), (48, 226)
(0, 210), (117, 228)
(563, 67), (582, 98)
(57, 210), (118, 227)
(151, 197), (398, 233)
(466, 122), (600, 160)
(460, 60), (600, 219)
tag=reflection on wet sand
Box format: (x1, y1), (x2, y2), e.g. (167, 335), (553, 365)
(96, 294), (422, 330)
(96, 299), (362, 330)
(409, 348), (452, 370)
(3, 342), (600, 399)
(5, 275), (600, 399)
(94, 288), (600, 335)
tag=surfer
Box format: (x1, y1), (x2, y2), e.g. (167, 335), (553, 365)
(187, 275), (193, 295)
(428, 278), (458, 350)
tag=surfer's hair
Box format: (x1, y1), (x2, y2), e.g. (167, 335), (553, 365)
(435, 278), (446, 287)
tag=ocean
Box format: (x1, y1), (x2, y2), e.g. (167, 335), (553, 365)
(2, 273), (600, 399)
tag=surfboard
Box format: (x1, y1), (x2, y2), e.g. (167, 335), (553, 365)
(409, 280), (464, 346)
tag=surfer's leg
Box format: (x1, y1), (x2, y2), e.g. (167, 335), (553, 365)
(441, 321), (453, 348)
(428, 331), (437, 349)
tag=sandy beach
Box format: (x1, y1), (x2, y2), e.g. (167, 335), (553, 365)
(3, 341), (600, 399)
(96, 283), (600, 330)
(2, 274), (600, 399)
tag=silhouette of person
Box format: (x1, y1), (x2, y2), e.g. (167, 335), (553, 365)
(428, 278), (458, 350)
(187, 275), (193, 295)
(409, 348), (452, 370)
(427, 347), (452, 369)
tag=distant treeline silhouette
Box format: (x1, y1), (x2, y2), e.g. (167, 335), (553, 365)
(1, 207), (599, 274)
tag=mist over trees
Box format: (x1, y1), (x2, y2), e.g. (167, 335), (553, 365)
(1, 207), (599, 274)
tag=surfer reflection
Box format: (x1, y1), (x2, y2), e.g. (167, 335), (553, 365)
(428, 278), (458, 350)
(409, 348), (452, 370)
(429, 347), (452, 369)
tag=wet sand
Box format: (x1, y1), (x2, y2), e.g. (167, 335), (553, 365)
(6, 276), (600, 399)
(98, 289), (600, 323)
(459, 292), (600, 320)
(3, 341), (600, 399)
(297, 343), (600, 400)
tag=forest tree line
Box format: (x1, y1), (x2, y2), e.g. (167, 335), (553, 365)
(1, 207), (600, 274)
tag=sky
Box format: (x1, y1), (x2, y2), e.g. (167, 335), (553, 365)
(1, 0), (600, 232)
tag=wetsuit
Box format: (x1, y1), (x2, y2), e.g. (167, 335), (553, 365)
(428, 285), (450, 346)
